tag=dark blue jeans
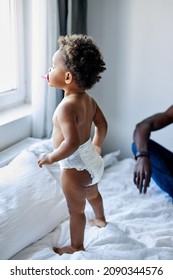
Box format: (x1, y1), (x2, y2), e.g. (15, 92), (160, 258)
(132, 140), (173, 198)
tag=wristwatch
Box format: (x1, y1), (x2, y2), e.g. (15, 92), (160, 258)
(135, 151), (149, 160)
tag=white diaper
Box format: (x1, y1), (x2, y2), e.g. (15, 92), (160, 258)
(58, 139), (104, 186)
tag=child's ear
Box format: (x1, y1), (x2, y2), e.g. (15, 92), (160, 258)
(65, 72), (72, 84)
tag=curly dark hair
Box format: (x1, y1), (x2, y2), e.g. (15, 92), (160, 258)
(58, 34), (106, 90)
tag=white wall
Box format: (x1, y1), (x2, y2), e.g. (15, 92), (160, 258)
(87, 0), (173, 158)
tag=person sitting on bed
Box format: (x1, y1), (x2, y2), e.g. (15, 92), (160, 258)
(38, 34), (107, 255)
(132, 105), (173, 198)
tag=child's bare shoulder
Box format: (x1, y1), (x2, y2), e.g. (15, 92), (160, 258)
(56, 98), (77, 120)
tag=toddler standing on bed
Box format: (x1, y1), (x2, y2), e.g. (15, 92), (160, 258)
(38, 34), (107, 255)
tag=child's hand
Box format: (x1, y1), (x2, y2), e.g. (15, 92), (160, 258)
(94, 145), (101, 155)
(38, 153), (53, 168)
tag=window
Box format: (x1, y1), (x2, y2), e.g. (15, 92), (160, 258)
(0, 0), (25, 110)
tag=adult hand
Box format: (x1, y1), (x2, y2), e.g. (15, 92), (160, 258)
(133, 157), (151, 194)
(38, 153), (53, 168)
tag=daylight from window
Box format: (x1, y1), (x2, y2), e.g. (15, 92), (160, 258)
(0, 0), (17, 93)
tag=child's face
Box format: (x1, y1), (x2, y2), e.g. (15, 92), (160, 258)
(47, 50), (66, 88)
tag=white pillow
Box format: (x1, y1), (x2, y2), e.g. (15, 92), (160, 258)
(0, 150), (68, 260)
(103, 150), (120, 168)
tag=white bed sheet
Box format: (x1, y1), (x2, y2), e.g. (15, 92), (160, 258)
(10, 147), (173, 260)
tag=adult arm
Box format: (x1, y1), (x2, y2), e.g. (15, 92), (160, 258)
(133, 105), (173, 194)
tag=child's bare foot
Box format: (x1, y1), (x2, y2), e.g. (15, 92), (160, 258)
(89, 218), (107, 227)
(53, 245), (85, 255)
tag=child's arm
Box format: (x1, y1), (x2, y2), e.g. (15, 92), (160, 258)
(92, 101), (108, 154)
(38, 102), (80, 167)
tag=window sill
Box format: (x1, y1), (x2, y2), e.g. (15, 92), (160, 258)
(0, 104), (33, 151)
(0, 137), (40, 167)
(0, 103), (32, 126)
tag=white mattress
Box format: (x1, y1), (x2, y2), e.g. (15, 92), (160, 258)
(8, 139), (173, 260)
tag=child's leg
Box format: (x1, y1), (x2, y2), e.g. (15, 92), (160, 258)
(85, 184), (106, 227)
(54, 168), (92, 255)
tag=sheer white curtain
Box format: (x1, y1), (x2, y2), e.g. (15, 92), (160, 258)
(31, 0), (60, 138)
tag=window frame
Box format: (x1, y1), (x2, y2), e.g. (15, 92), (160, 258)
(0, 0), (26, 111)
